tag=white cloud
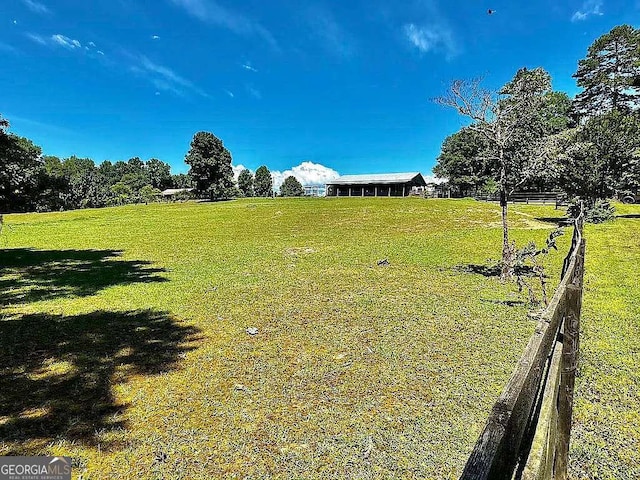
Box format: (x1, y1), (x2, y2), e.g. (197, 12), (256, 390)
(152, 35), (160, 40)
(271, 161), (340, 191)
(25, 33), (47, 45)
(224, 89), (235, 98)
(230, 161), (339, 192)
(97, 50), (104, 55)
(88, 41), (96, 47)
(132, 54), (209, 98)
(571, 0), (603, 21)
(232, 164), (248, 180)
(424, 174), (446, 184)
(13, 20), (18, 25)
(51, 34), (81, 49)
(22, 0), (50, 15)
(169, 0), (278, 50)
(403, 23), (457, 58)
(242, 63), (257, 72)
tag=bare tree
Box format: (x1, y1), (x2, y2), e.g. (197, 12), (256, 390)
(435, 70), (552, 279)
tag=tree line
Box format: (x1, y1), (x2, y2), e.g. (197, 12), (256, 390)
(434, 24), (640, 278)
(434, 25), (640, 212)
(0, 123), (307, 213)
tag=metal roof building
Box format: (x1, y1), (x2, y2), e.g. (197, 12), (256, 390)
(326, 172), (427, 197)
(160, 188), (193, 197)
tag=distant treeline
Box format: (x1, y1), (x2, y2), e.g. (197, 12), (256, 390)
(0, 122), (307, 213)
(0, 131), (190, 213)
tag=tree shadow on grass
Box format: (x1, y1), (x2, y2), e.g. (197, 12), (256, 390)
(617, 214), (640, 219)
(534, 216), (573, 226)
(0, 248), (168, 305)
(455, 263), (539, 278)
(480, 298), (527, 307)
(0, 309), (202, 455)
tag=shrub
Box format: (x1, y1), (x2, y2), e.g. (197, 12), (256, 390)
(568, 199), (615, 224)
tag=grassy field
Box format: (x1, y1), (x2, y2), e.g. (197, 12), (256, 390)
(570, 202), (640, 480)
(0, 197), (634, 479)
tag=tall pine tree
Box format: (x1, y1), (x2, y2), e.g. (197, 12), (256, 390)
(573, 25), (640, 116)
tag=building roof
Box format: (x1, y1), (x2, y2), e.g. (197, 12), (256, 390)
(161, 188), (193, 196)
(327, 172), (426, 186)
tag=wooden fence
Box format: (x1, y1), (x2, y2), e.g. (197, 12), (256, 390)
(474, 192), (564, 208)
(460, 210), (585, 480)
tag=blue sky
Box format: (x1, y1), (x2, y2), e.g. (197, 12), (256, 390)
(1, 0), (637, 184)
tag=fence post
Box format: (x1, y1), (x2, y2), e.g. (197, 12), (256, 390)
(554, 239), (585, 479)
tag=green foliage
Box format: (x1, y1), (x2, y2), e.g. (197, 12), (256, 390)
(550, 110), (640, 205)
(172, 189), (193, 201)
(171, 173), (193, 189)
(185, 131), (235, 200)
(110, 182), (133, 205)
(436, 67), (570, 274)
(237, 169), (254, 197)
(433, 127), (492, 196)
(574, 25), (640, 116)
(279, 175), (304, 197)
(35, 156), (67, 212)
(568, 199), (615, 224)
(0, 113), (182, 212)
(146, 158), (172, 190)
(0, 133), (43, 212)
(254, 165), (273, 197)
(139, 185), (161, 204)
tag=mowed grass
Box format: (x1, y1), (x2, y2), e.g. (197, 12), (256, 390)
(1, 198), (574, 478)
(570, 203), (640, 480)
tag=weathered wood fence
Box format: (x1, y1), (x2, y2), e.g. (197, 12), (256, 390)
(460, 211), (585, 480)
(474, 192), (565, 209)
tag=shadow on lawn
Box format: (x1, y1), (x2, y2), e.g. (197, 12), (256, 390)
(0, 248), (168, 305)
(0, 309), (201, 454)
(456, 263), (540, 278)
(534, 216), (572, 226)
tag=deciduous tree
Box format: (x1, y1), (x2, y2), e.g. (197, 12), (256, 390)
(434, 127), (493, 196)
(436, 68), (560, 278)
(185, 131), (235, 200)
(146, 158), (172, 190)
(0, 132), (43, 212)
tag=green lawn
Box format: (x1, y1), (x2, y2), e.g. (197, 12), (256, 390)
(0, 198), (631, 479)
(570, 202), (640, 480)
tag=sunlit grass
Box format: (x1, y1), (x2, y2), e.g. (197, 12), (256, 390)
(569, 202), (640, 480)
(1, 198), (581, 478)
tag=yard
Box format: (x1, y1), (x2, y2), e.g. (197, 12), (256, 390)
(0, 198), (637, 479)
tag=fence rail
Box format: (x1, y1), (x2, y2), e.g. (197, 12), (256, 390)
(460, 210), (585, 480)
(474, 192), (565, 208)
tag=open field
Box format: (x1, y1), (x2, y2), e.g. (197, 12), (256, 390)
(0, 198), (636, 479)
